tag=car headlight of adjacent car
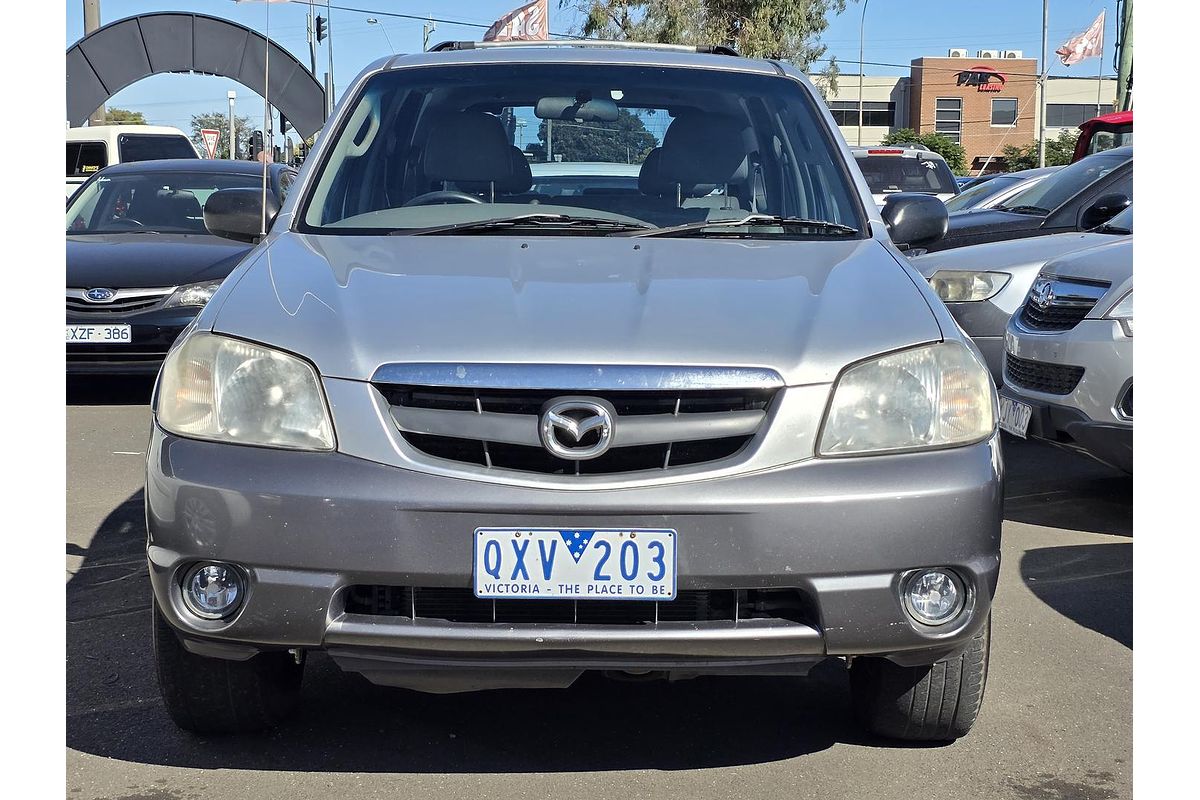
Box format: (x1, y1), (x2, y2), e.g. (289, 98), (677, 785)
(163, 280), (225, 309)
(1105, 290), (1132, 336)
(927, 270), (1010, 302)
(819, 341), (996, 457)
(156, 333), (334, 451)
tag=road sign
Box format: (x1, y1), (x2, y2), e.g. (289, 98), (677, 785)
(200, 129), (221, 159)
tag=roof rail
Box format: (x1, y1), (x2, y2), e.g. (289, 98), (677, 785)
(429, 40), (740, 57)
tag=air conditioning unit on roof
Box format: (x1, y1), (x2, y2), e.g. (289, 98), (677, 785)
(947, 48), (969, 58)
(977, 49), (1000, 59)
(1001, 50), (1023, 59)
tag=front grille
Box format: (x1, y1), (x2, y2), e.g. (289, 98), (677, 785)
(343, 585), (809, 626)
(1005, 353), (1084, 395)
(66, 288), (173, 316)
(1018, 277), (1109, 332)
(378, 384), (775, 475)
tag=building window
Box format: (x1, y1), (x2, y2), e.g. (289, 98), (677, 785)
(934, 98), (962, 143)
(827, 101), (896, 127)
(1045, 103), (1116, 128)
(991, 98), (1018, 126)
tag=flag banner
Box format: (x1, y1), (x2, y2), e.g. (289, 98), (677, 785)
(483, 0), (549, 42)
(1056, 10), (1105, 67)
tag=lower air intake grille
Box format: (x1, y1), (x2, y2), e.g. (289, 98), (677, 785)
(1005, 353), (1085, 395)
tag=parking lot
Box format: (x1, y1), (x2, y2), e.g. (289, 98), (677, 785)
(66, 377), (1131, 800)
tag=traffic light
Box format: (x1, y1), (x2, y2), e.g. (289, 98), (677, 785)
(249, 130), (264, 159)
(279, 113), (290, 136)
(315, 15), (327, 43)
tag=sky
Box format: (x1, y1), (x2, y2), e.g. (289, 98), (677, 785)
(64, 0), (1122, 143)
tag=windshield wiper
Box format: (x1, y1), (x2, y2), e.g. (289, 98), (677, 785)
(995, 204), (1049, 216)
(391, 213), (653, 236)
(617, 214), (860, 239)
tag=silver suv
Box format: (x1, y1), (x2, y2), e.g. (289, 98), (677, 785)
(147, 41), (1001, 741)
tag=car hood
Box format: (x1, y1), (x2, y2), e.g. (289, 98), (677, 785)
(209, 233), (942, 386)
(1041, 236), (1133, 288)
(912, 230), (1124, 278)
(67, 233), (251, 288)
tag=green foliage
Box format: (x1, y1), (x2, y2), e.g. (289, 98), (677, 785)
(1000, 130), (1080, 172)
(564, 1), (855, 69)
(880, 129), (967, 174)
(189, 112), (255, 159)
(104, 107), (146, 125)
(531, 108), (658, 163)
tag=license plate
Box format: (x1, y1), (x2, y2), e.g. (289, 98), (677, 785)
(66, 324), (131, 344)
(474, 528), (677, 600)
(999, 396), (1033, 438)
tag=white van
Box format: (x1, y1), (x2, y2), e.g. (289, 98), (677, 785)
(66, 125), (199, 198)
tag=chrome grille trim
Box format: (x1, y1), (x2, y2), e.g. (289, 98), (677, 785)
(1016, 276), (1109, 333)
(370, 363), (785, 391)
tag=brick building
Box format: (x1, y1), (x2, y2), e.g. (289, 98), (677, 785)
(909, 55), (1039, 173)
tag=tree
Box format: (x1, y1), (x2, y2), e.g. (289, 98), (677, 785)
(881, 128), (967, 174)
(533, 108), (658, 163)
(190, 112), (255, 159)
(564, 1), (855, 70)
(104, 107), (146, 125)
(1000, 129), (1080, 172)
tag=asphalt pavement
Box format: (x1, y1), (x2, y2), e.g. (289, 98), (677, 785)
(66, 376), (1131, 800)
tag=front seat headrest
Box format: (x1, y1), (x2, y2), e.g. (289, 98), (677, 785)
(657, 114), (749, 192)
(423, 111), (516, 187)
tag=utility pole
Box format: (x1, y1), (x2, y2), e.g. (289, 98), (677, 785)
(84, 0), (105, 125)
(307, 1), (318, 77)
(326, 0), (336, 115)
(228, 90), (237, 159)
(423, 14), (437, 52)
(1037, 0), (1048, 168)
(1116, 0), (1133, 110)
(857, 0), (870, 146)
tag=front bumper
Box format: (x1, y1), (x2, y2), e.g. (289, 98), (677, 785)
(147, 429), (1003, 689)
(66, 308), (196, 374)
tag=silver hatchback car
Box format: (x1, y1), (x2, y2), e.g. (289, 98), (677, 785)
(147, 41), (1001, 741)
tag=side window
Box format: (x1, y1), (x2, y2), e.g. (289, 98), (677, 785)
(278, 171), (296, 202)
(67, 142), (108, 177)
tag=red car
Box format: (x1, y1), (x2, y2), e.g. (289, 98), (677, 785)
(1072, 110), (1132, 162)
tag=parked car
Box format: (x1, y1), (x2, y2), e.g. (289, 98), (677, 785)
(66, 159), (296, 375)
(528, 161), (642, 197)
(913, 206), (1131, 381)
(849, 145), (960, 206)
(146, 41), (1000, 742)
(955, 175), (983, 191)
(66, 124), (198, 199)
(920, 147), (1131, 254)
(1000, 237), (1132, 473)
(943, 166), (1063, 213)
(1072, 110), (1132, 162)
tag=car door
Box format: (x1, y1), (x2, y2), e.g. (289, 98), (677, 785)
(1046, 162), (1132, 234)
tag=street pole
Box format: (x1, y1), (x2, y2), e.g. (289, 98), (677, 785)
(1116, 0), (1133, 110)
(367, 18), (396, 54)
(307, 1), (317, 77)
(326, 0), (335, 115)
(857, 0), (870, 146)
(84, 0), (105, 125)
(228, 90), (237, 159)
(1037, 0), (1048, 168)
(423, 15), (437, 52)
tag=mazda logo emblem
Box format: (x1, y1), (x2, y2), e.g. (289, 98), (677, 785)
(539, 398), (615, 460)
(85, 287), (116, 303)
(1030, 278), (1055, 310)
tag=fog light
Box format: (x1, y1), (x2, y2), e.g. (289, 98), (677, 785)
(182, 563), (243, 620)
(902, 569), (964, 626)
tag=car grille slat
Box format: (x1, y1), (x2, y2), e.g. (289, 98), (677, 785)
(343, 586), (807, 626)
(375, 383), (775, 476)
(1005, 353), (1084, 395)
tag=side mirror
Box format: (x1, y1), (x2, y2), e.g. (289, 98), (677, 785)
(880, 193), (948, 250)
(203, 187), (280, 244)
(1081, 192), (1131, 229)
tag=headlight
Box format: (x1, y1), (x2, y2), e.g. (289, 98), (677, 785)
(157, 333), (334, 451)
(819, 341), (995, 456)
(928, 270), (1010, 302)
(163, 280), (224, 308)
(1106, 290), (1132, 336)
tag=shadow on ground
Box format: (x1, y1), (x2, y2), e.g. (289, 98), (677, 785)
(1001, 435), (1132, 537)
(1019, 543), (1132, 649)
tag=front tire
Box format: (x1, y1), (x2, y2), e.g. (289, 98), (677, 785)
(153, 601), (304, 733)
(850, 614), (990, 741)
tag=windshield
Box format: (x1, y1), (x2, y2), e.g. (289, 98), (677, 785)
(67, 171), (264, 234)
(999, 151), (1129, 215)
(853, 154), (958, 196)
(300, 63), (863, 237)
(943, 175), (1021, 212)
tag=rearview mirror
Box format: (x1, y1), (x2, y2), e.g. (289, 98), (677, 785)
(203, 187), (280, 244)
(880, 193), (948, 250)
(535, 96), (619, 122)
(1081, 192), (1131, 230)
